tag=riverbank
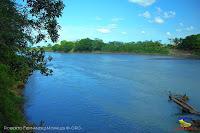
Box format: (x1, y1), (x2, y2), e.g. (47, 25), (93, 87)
(0, 63), (32, 131)
(43, 34), (200, 59)
(45, 49), (200, 59)
(0, 0), (63, 131)
(169, 49), (200, 58)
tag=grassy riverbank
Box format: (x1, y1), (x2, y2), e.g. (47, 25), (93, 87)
(0, 47), (53, 132)
(0, 57), (31, 131)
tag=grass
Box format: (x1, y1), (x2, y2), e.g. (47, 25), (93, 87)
(0, 63), (32, 132)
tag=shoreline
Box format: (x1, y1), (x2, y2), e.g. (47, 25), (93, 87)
(0, 64), (33, 131)
(46, 50), (200, 59)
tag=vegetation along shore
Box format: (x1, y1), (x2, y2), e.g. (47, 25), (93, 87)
(0, 0), (64, 132)
(42, 34), (200, 58)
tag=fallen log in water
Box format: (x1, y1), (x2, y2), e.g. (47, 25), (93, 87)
(169, 92), (200, 115)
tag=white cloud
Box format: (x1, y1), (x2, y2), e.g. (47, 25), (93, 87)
(111, 17), (124, 22)
(139, 11), (151, 19)
(139, 7), (175, 24)
(176, 29), (182, 32)
(96, 23), (118, 34)
(129, 0), (156, 7)
(163, 11), (176, 19)
(156, 7), (176, 19)
(156, 7), (162, 13)
(176, 25), (194, 33)
(154, 17), (164, 24)
(108, 23), (118, 29)
(121, 32), (127, 35)
(179, 22), (184, 27)
(96, 16), (102, 21)
(186, 26), (194, 31)
(141, 31), (146, 34)
(97, 28), (111, 34)
(166, 32), (171, 36)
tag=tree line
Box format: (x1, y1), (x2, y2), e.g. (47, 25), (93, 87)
(44, 38), (170, 54)
(43, 34), (200, 55)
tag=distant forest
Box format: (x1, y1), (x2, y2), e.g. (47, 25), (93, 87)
(43, 34), (200, 55)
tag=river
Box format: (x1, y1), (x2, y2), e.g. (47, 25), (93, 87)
(24, 53), (200, 133)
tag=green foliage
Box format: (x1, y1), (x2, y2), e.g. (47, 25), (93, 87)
(169, 34), (200, 56)
(74, 38), (93, 52)
(60, 40), (74, 52)
(0, 0), (64, 131)
(91, 39), (105, 51)
(52, 44), (60, 51)
(169, 38), (182, 47)
(0, 64), (15, 90)
(43, 44), (53, 51)
(45, 39), (169, 54)
(178, 34), (200, 51)
(0, 64), (27, 131)
(0, 0), (64, 76)
(101, 41), (169, 54)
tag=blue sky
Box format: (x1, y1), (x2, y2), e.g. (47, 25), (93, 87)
(51, 0), (200, 43)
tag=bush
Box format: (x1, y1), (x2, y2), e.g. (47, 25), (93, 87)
(74, 38), (93, 52)
(60, 40), (74, 52)
(0, 64), (26, 130)
(177, 34), (200, 51)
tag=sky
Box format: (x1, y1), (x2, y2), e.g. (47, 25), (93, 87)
(16, 0), (199, 44)
(57, 0), (200, 43)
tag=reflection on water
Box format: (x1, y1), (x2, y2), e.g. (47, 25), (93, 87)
(24, 53), (200, 133)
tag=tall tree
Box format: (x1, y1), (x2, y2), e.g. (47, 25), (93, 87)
(0, 0), (64, 75)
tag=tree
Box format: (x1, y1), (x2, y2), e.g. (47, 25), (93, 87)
(0, 0), (64, 75)
(92, 38), (105, 51)
(60, 40), (74, 52)
(170, 37), (183, 47)
(74, 38), (93, 52)
(52, 44), (60, 51)
(0, 0), (64, 128)
(179, 34), (200, 50)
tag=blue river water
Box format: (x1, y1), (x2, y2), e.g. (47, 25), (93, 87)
(24, 53), (200, 133)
